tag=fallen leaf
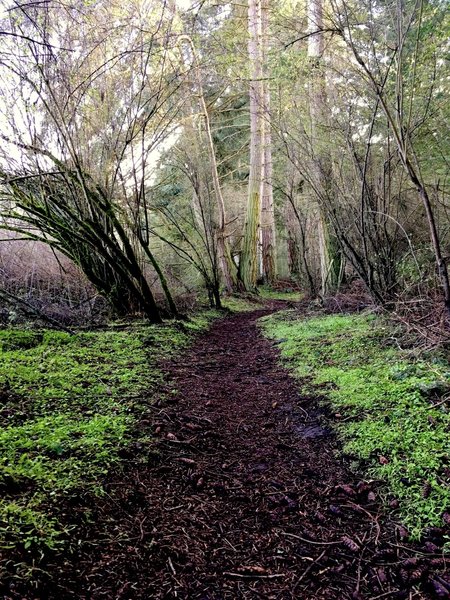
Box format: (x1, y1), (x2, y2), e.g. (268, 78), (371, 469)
(356, 481), (370, 494)
(337, 484), (356, 497)
(236, 566), (267, 575)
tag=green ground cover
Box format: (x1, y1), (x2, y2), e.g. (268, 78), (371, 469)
(0, 312), (215, 564)
(220, 295), (262, 312)
(258, 286), (303, 302)
(261, 311), (450, 540)
(219, 287), (302, 312)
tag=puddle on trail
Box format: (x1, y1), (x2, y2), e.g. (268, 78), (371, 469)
(294, 422), (331, 439)
(279, 401), (332, 440)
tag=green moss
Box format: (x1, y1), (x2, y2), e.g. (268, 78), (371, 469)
(0, 313), (215, 559)
(261, 311), (450, 540)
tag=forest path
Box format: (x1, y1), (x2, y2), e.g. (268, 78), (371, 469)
(58, 308), (441, 599)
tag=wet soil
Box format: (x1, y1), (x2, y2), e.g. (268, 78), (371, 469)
(4, 308), (449, 599)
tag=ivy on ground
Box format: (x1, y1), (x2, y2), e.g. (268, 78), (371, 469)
(261, 311), (450, 541)
(0, 312), (215, 562)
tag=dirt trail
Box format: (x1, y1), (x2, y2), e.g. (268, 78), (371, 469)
(29, 308), (448, 599)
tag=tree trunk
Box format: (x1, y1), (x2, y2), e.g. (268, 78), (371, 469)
(285, 199), (301, 279)
(179, 35), (238, 293)
(307, 0), (341, 296)
(259, 0), (277, 284)
(241, 0), (264, 291)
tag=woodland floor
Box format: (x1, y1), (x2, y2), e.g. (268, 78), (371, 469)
(8, 306), (449, 599)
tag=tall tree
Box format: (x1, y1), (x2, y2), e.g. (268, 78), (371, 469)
(240, 0), (264, 291)
(259, 0), (277, 284)
(307, 0), (341, 295)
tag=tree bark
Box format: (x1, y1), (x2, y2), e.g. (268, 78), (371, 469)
(259, 0), (277, 284)
(241, 0), (264, 291)
(307, 0), (341, 295)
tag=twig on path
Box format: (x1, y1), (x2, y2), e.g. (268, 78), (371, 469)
(161, 438), (196, 446)
(223, 537), (238, 552)
(168, 557), (176, 575)
(186, 414), (213, 424)
(386, 541), (443, 556)
(139, 516), (147, 542)
(297, 405), (310, 419)
(369, 590), (401, 600)
(426, 393), (449, 409)
(292, 549), (326, 592)
(346, 502), (381, 545)
(202, 468), (234, 480)
(164, 504), (186, 512)
(355, 539), (368, 595)
(223, 572), (284, 580)
(280, 532), (341, 545)
(236, 418), (247, 433)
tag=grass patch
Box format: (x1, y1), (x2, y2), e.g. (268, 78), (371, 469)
(220, 288), (303, 313)
(258, 286), (303, 302)
(0, 313), (215, 564)
(221, 295), (262, 312)
(261, 311), (450, 540)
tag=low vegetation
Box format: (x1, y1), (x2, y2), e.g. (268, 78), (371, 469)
(258, 287), (303, 303)
(0, 312), (215, 577)
(261, 311), (450, 541)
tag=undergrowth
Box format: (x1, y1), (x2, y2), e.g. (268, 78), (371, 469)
(258, 286), (303, 302)
(221, 295), (261, 312)
(220, 288), (302, 313)
(261, 311), (450, 541)
(0, 311), (216, 575)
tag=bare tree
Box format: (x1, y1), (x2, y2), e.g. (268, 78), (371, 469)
(333, 0), (450, 313)
(0, 0), (184, 320)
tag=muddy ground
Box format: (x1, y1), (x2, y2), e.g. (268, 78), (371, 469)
(4, 308), (449, 599)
